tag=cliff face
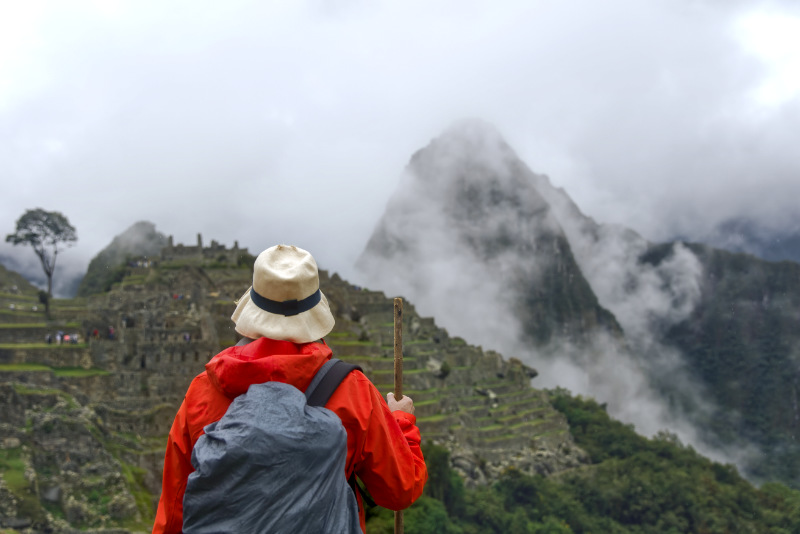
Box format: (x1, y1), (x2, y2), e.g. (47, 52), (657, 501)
(358, 121), (696, 450)
(358, 119), (622, 352)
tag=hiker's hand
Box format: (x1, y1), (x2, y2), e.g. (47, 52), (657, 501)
(387, 392), (415, 415)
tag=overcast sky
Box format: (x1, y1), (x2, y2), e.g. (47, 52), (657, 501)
(2, 0), (799, 291)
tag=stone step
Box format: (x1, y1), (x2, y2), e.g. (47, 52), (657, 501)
(0, 325), (72, 344)
(336, 355), (424, 374)
(415, 413), (459, 436)
(496, 407), (558, 427)
(478, 422), (568, 451)
(453, 417), (553, 442)
(0, 309), (47, 323)
(414, 399), (447, 418)
(493, 394), (551, 413)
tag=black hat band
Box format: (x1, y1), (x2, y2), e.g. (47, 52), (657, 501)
(250, 287), (322, 317)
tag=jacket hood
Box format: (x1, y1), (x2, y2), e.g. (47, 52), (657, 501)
(205, 337), (333, 398)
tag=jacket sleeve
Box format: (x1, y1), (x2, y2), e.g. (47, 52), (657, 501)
(355, 382), (428, 510)
(152, 399), (194, 534)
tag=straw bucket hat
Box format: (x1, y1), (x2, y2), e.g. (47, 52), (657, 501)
(231, 245), (335, 343)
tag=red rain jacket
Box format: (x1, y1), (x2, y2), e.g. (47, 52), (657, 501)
(152, 337), (427, 533)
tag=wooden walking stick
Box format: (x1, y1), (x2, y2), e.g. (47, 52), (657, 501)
(393, 297), (404, 534)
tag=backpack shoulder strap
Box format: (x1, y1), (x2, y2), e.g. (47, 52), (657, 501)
(305, 358), (362, 407)
(305, 358), (375, 509)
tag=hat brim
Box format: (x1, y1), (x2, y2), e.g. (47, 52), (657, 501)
(231, 286), (335, 343)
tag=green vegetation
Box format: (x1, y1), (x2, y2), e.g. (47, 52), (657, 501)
(0, 310), (42, 319)
(0, 321), (81, 329)
(0, 292), (37, 301)
(0, 447), (46, 524)
(0, 364), (107, 377)
(0, 448), (27, 493)
(0, 363), (51, 372)
(117, 459), (156, 530)
(52, 367), (110, 377)
(0, 263), (39, 297)
(12, 384), (63, 396)
(326, 331), (357, 339)
(366, 393), (800, 533)
(332, 339), (375, 346)
(6, 208), (77, 302)
(77, 221), (167, 296)
(0, 382), (156, 531)
(644, 242), (800, 488)
(0, 343), (88, 349)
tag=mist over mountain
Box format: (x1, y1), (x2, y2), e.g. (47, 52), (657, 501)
(0, 262), (39, 296)
(76, 221), (168, 297)
(358, 119), (621, 350)
(683, 217), (800, 265)
(357, 119), (799, 484)
(0, 251), (83, 298)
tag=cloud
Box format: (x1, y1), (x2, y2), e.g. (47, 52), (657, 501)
(1, 0), (799, 295)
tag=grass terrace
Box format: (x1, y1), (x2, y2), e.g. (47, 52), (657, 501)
(331, 339), (375, 346)
(0, 322), (82, 329)
(0, 292), (38, 301)
(0, 343), (88, 349)
(52, 367), (110, 378)
(0, 363), (109, 377)
(0, 363), (51, 372)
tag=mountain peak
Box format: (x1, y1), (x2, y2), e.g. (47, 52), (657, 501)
(409, 120), (518, 186)
(358, 121), (619, 351)
(76, 221), (168, 296)
(440, 118), (507, 146)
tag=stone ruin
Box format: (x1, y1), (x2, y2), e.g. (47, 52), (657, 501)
(0, 236), (588, 531)
(159, 233), (248, 266)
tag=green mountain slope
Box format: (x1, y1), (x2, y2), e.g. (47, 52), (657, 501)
(76, 221), (168, 297)
(644, 242), (800, 486)
(368, 391), (800, 533)
(0, 264), (39, 297)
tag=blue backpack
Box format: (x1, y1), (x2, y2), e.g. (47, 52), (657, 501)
(182, 358), (363, 533)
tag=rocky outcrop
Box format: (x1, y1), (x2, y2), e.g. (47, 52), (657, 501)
(0, 385), (141, 532)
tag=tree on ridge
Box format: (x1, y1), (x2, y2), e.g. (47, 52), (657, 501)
(6, 208), (78, 304)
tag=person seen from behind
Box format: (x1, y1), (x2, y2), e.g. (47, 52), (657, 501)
(152, 244), (427, 533)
